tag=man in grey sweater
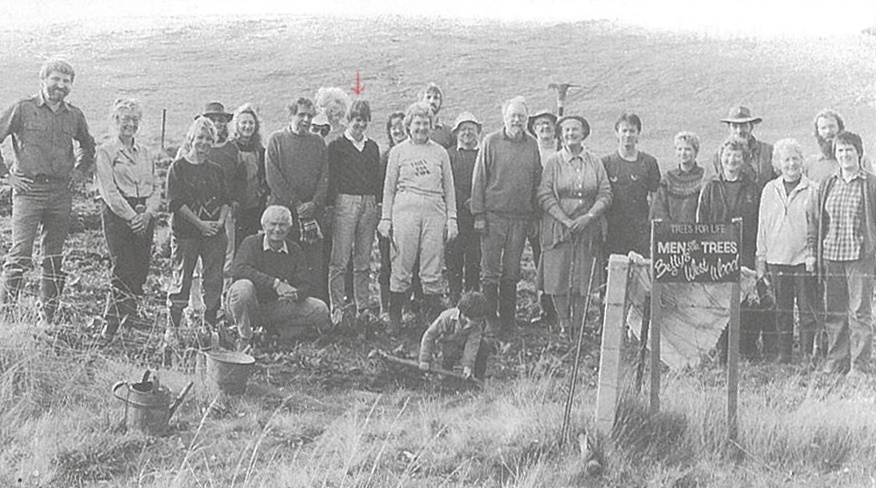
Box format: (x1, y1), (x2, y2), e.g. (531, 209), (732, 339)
(471, 96), (542, 332)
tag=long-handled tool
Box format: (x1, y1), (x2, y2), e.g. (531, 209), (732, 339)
(369, 349), (483, 386)
(548, 83), (580, 117)
(560, 256), (598, 447)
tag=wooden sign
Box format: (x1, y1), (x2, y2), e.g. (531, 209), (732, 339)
(652, 221), (741, 283)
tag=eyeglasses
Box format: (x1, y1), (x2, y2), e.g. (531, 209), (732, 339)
(311, 125), (330, 137)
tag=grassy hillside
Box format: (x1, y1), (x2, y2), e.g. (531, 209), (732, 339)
(1, 16), (874, 170)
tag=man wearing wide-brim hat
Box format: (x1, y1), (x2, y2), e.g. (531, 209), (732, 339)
(704, 105), (775, 190)
(446, 111), (483, 304)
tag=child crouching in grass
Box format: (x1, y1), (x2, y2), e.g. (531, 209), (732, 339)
(418, 291), (489, 380)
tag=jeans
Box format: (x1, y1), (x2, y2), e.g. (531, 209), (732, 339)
(226, 279), (329, 340)
(823, 259), (874, 374)
(479, 213), (530, 285)
(0, 180), (71, 321)
(390, 192), (446, 295)
(101, 201), (153, 328)
(167, 233), (227, 328)
(328, 194), (379, 311)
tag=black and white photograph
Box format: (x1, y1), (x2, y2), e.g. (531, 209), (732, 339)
(1, 0), (875, 485)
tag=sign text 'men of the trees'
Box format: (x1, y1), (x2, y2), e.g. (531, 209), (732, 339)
(651, 220), (741, 283)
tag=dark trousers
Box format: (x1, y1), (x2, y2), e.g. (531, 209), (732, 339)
(768, 263), (820, 358)
(445, 213), (480, 303)
(235, 205), (264, 249)
(101, 202), (153, 328)
(167, 233), (227, 328)
(441, 338), (489, 380)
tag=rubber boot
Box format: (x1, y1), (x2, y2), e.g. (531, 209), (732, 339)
(388, 291), (405, 335)
(499, 281), (517, 330)
(482, 282), (499, 336)
(540, 292), (557, 324)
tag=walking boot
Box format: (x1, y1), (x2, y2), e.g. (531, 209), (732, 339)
(102, 291), (121, 341)
(388, 291), (405, 336)
(499, 281), (518, 330)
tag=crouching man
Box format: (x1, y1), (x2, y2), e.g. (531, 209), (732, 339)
(227, 205), (330, 351)
(418, 291), (489, 380)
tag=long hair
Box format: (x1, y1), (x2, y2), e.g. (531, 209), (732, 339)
(230, 103), (262, 148)
(385, 111), (406, 148)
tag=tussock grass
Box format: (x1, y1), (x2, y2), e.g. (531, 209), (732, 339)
(3, 322), (876, 487)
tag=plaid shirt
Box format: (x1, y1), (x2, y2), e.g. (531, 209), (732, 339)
(823, 174), (865, 261)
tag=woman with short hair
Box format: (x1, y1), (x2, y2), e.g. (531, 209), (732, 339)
(327, 99), (382, 325)
(697, 135), (763, 361)
(650, 131), (704, 223)
(537, 115), (612, 336)
(756, 138), (819, 363)
(230, 103), (268, 247)
(94, 98), (159, 340)
(378, 102), (458, 334)
(315, 87), (352, 143)
(165, 117), (230, 337)
(810, 131), (874, 375)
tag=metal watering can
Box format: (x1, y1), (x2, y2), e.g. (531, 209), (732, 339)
(112, 370), (193, 436)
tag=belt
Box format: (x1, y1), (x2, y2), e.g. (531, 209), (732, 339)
(31, 174), (68, 184)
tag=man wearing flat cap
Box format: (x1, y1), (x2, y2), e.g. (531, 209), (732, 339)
(445, 111), (483, 304)
(704, 105), (775, 190)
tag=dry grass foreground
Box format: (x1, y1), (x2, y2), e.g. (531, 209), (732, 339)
(2, 315), (876, 487)
(1, 14), (876, 488)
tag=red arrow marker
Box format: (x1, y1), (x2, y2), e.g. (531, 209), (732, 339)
(351, 71), (365, 96)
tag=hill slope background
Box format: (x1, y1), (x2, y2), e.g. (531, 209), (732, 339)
(0, 15), (874, 171)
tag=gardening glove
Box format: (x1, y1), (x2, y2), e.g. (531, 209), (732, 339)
(419, 361), (430, 371)
(805, 257), (816, 274)
(462, 366), (472, 379)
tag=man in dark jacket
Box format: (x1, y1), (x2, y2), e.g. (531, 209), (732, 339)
(227, 205), (330, 351)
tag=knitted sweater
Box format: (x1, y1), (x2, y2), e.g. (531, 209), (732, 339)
(231, 233), (312, 303)
(650, 165), (705, 223)
(265, 127), (328, 212)
(471, 129), (542, 219)
(327, 135), (382, 200)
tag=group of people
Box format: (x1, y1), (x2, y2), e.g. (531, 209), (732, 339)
(0, 59), (872, 378)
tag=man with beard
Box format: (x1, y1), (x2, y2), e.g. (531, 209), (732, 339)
(0, 59), (95, 323)
(422, 83), (454, 150)
(803, 109), (872, 184)
(472, 96), (542, 333)
(266, 97), (329, 303)
(704, 105), (775, 191)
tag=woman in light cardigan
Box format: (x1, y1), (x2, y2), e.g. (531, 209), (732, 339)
(756, 138), (819, 364)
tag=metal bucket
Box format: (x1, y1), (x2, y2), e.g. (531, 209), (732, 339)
(205, 351), (255, 395)
(112, 371), (193, 436)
